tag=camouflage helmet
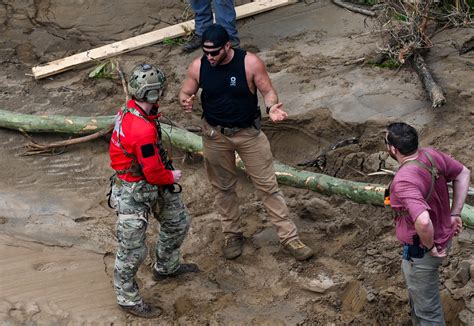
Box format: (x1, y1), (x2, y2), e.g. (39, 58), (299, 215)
(127, 63), (166, 103)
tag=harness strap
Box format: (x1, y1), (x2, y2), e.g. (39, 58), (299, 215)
(114, 105), (165, 176)
(401, 150), (439, 202)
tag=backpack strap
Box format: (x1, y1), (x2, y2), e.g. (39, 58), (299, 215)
(401, 150), (439, 202)
(114, 105), (146, 176)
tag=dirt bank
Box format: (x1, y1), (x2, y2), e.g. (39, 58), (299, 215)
(0, 0), (473, 324)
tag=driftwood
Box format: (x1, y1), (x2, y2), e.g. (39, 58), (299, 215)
(332, 0), (376, 16)
(297, 137), (359, 170)
(459, 36), (474, 55)
(410, 53), (446, 108)
(22, 125), (114, 155)
(0, 109), (473, 228)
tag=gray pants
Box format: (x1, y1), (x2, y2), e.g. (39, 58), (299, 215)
(112, 181), (191, 306)
(401, 252), (446, 325)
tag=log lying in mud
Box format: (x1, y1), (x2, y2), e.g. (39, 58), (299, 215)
(410, 54), (446, 108)
(0, 109), (472, 228)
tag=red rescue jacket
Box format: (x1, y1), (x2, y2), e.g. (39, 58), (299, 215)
(109, 100), (174, 185)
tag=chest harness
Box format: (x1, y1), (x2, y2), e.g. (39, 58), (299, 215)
(107, 105), (180, 208)
(114, 105), (173, 175)
(384, 150), (439, 209)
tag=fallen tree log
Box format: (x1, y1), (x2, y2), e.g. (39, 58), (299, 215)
(410, 53), (446, 108)
(0, 109), (472, 228)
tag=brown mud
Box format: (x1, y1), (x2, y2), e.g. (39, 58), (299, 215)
(0, 0), (473, 325)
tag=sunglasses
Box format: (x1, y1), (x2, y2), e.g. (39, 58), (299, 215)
(202, 47), (223, 57)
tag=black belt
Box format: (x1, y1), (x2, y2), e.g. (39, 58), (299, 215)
(217, 125), (242, 137)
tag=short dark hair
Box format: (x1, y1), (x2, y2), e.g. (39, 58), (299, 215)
(201, 24), (229, 48)
(386, 122), (419, 155)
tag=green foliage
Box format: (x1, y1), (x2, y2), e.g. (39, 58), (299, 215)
(393, 12), (408, 21)
(163, 37), (187, 46)
(467, 0), (474, 12)
(88, 61), (116, 80)
(374, 58), (401, 69)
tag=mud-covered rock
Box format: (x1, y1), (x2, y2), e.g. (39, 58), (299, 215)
(453, 260), (471, 285)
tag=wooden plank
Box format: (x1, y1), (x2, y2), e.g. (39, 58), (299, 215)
(31, 0), (297, 80)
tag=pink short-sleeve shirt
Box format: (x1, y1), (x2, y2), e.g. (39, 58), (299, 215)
(389, 148), (464, 248)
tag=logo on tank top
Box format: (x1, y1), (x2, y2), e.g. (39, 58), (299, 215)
(230, 76), (236, 87)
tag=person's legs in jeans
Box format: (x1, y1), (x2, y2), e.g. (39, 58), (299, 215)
(184, 1), (214, 52)
(213, 0), (239, 45)
(190, 0), (213, 36)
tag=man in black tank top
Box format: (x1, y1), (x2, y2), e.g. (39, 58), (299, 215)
(179, 24), (313, 261)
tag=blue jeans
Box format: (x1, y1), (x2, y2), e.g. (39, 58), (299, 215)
(190, 0), (239, 42)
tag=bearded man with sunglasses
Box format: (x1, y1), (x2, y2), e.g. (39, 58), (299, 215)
(384, 122), (470, 325)
(109, 63), (199, 318)
(179, 24), (314, 261)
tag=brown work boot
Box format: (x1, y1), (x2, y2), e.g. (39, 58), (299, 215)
(283, 239), (314, 261)
(119, 301), (162, 318)
(223, 234), (243, 259)
(153, 263), (200, 281)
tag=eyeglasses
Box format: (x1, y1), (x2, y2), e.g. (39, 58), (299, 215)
(202, 47), (223, 57)
(384, 137), (390, 145)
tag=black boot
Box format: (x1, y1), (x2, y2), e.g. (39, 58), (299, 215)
(182, 34), (202, 53)
(153, 263), (200, 281)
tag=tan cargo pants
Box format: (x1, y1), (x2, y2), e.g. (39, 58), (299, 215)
(202, 120), (298, 244)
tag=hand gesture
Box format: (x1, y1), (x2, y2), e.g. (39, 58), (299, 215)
(172, 170), (182, 182)
(269, 103), (288, 122)
(181, 94), (195, 113)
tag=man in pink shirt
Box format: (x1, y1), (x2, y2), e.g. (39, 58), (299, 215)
(385, 122), (470, 325)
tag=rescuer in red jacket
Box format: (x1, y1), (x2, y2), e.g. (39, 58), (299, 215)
(109, 63), (198, 318)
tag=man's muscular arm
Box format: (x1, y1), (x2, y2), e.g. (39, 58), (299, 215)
(247, 53), (287, 122)
(179, 58), (201, 113)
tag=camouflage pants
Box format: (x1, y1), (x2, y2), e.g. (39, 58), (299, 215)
(111, 180), (190, 306)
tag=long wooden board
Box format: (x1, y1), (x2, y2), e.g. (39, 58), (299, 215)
(32, 0), (297, 80)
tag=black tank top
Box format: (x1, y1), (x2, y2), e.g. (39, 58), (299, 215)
(199, 48), (259, 128)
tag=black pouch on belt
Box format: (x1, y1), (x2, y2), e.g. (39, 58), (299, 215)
(408, 234), (425, 259)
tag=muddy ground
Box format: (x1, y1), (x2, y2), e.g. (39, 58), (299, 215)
(0, 0), (473, 325)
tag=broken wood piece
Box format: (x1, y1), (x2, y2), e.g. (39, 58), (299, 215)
(344, 57), (366, 65)
(331, 0), (375, 17)
(31, 0), (297, 80)
(410, 53), (446, 108)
